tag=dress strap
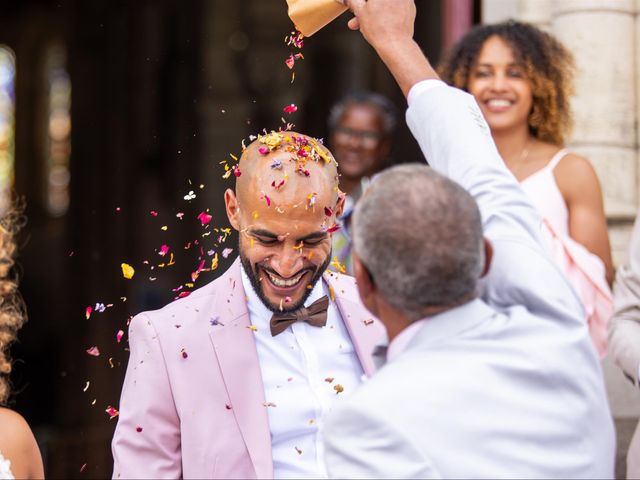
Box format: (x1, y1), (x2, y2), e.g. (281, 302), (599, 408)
(547, 148), (570, 171)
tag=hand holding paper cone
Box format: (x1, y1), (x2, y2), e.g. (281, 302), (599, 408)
(286, 0), (348, 37)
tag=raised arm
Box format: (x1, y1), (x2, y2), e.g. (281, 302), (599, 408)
(112, 314), (182, 479)
(346, 0), (585, 322)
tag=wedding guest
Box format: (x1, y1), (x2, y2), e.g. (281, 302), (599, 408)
(329, 91), (397, 274)
(112, 133), (385, 478)
(0, 211), (44, 480)
(609, 209), (640, 479)
(323, 0), (614, 477)
(440, 20), (613, 356)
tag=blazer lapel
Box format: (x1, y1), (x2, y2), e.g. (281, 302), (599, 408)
(208, 260), (273, 479)
(325, 273), (385, 377)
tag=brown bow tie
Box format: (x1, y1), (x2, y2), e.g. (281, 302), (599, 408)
(270, 296), (329, 337)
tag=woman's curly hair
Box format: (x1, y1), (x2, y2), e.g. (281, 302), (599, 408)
(439, 20), (575, 146)
(0, 208), (26, 405)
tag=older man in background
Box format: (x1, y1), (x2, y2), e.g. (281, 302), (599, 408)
(323, 0), (615, 477)
(609, 209), (640, 479)
(329, 91), (397, 274)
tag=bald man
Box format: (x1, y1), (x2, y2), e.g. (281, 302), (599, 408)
(111, 132), (385, 479)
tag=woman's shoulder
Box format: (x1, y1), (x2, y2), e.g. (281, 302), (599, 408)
(0, 407), (44, 479)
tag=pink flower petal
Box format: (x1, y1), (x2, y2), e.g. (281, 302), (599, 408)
(116, 330), (124, 343)
(85, 306), (92, 320)
(258, 147), (270, 155)
(86, 346), (100, 357)
(159, 244), (170, 256)
(197, 212), (212, 226)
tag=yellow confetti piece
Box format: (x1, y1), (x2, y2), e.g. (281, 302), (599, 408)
(293, 241), (304, 251)
(252, 210), (259, 220)
(247, 325), (257, 332)
(161, 226), (168, 231)
(330, 257), (346, 274)
(329, 285), (335, 302)
(211, 253), (219, 271)
(230, 153), (238, 161)
(108, 357), (114, 368)
(121, 263), (135, 279)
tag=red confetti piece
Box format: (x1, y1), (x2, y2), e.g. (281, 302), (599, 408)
(150, 211), (158, 217)
(80, 463), (87, 473)
(85, 306), (92, 320)
(136, 426), (143, 433)
(283, 104), (298, 114)
(116, 330), (124, 343)
(324, 207), (333, 217)
(159, 244), (169, 256)
(232, 165), (242, 177)
(105, 406), (119, 419)
(180, 348), (188, 359)
(326, 224), (340, 234)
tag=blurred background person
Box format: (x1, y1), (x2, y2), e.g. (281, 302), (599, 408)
(328, 91), (398, 274)
(609, 209), (640, 479)
(439, 21), (613, 356)
(0, 210), (44, 480)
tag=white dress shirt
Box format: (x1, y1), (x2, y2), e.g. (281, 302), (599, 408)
(241, 267), (364, 479)
(324, 84), (615, 478)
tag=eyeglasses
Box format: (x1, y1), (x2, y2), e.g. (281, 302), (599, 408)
(333, 126), (384, 148)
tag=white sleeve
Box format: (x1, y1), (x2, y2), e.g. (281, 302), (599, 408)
(324, 402), (440, 479)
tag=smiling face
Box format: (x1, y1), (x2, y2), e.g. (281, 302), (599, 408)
(330, 102), (390, 183)
(225, 134), (343, 312)
(467, 35), (533, 134)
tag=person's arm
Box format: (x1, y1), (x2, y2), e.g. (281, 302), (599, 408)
(0, 408), (44, 479)
(609, 212), (640, 386)
(325, 400), (440, 479)
(112, 314), (182, 479)
(346, 0), (585, 322)
(555, 153), (614, 284)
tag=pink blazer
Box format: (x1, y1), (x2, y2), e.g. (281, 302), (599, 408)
(111, 258), (385, 479)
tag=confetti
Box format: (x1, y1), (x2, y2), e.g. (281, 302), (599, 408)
(85, 306), (92, 320)
(116, 330), (124, 343)
(197, 212), (213, 226)
(86, 346), (100, 357)
(184, 191), (196, 201)
(222, 248), (234, 259)
(176, 212), (184, 220)
(324, 206), (333, 217)
(232, 165), (242, 177)
(150, 211), (158, 217)
(283, 104), (298, 114)
(105, 406), (119, 419)
(247, 325), (258, 332)
(83, 381), (90, 392)
(330, 257), (347, 274)
(326, 224), (340, 234)
(158, 245), (169, 256)
(80, 463), (87, 473)
(324, 377), (334, 383)
(108, 357), (114, 368)
(363, 319), (375, 326)
(295, 446), (303, 455)
(180, 348), (188, 359)
(136, 426), (143, 433)
(121, 263), (135, 279)
(334, 384), (344, 394)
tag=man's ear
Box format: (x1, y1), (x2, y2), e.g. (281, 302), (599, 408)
(334, 190), (346, 219)
(480, 237), (493, 278)
(353, 252), (378, 317)
(224, 188), (241, 231)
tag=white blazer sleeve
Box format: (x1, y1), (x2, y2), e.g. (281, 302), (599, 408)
(325, 401), (441, 479)
(406, 86), (585, 326)
(112, 314), (182, 479)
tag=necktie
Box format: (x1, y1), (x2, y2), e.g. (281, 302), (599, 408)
(270, 295), (329, 337)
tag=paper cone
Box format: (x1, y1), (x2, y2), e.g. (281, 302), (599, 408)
(286, 0), (348, 37)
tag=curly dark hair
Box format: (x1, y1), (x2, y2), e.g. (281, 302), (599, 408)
(439, 20), (575, 146)
(0, 208), (26, 405)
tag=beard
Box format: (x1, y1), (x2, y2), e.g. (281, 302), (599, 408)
(240, 250), (332, 313)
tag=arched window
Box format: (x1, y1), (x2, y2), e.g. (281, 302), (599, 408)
(45, 44), (71, 217)
(0, 46), (16, 214)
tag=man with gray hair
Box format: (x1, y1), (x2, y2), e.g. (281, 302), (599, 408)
(323, 0), (615, 478)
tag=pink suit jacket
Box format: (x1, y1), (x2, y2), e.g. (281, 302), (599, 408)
(111, 258), (385, 479)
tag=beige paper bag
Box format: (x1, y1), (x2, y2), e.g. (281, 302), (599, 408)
(286, 0), (348, 37)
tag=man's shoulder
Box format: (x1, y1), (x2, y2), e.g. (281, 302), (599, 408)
(132, 259), (244, 332)
(324, 270), (360, 301)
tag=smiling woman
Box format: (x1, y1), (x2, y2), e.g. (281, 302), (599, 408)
(439, 21), (614, 356)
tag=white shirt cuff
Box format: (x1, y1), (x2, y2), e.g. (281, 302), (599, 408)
(407, 79), (448, 106)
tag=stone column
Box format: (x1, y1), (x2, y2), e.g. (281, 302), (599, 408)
(552, 1), (637, 231)
(517, 0), (553, 30)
